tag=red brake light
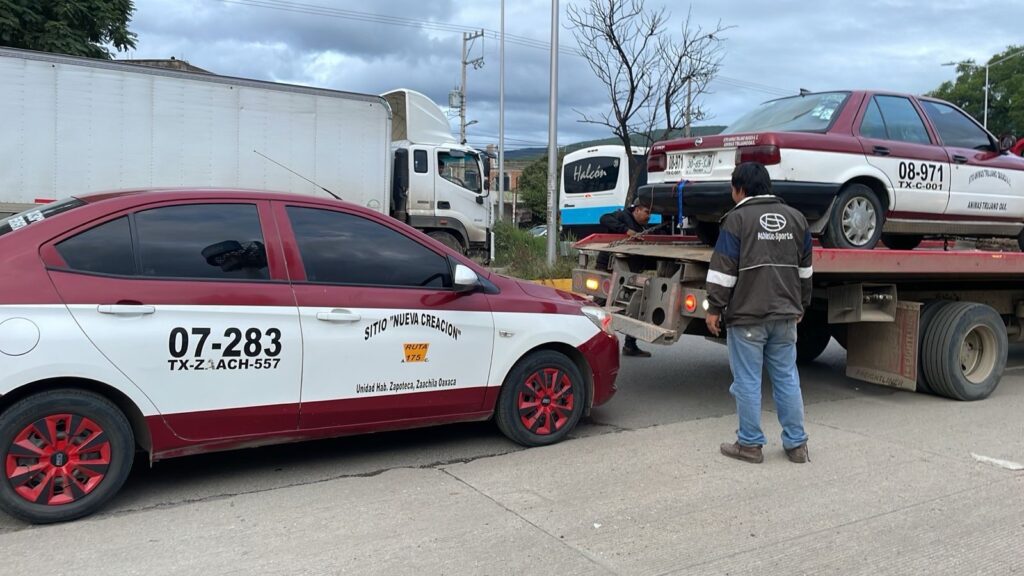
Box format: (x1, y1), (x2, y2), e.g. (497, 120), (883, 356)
(735, 145), (781, 166)
(648, 150), (667, 172)
(684, 294), (697, 313)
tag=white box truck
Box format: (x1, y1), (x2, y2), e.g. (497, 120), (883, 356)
(0, 47), (492, 256)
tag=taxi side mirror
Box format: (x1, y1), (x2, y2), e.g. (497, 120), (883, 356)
(998, 134), (1016, 153)
(453, 264), (480, 293)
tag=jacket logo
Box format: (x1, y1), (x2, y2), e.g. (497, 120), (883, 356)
(694, 137), (703, 147)
(759, 213), (788, 232)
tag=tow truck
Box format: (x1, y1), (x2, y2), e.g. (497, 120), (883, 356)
(573, 235), (1023, 401)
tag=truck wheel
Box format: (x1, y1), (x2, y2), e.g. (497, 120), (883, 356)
(797, 311), (831, 363)
(0, 389), (135, 524)
(695, 221), (720, 247)
(427, 230), (465, 254)
(914, 300), (949, 395)
(881, 234), (922, 251)
(830, 324), (847, 350)
(495, 351), (586, 447)
(823, 184), (883, 249)
(921, 302), (1007, 401)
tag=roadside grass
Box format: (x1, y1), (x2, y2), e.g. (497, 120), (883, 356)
(492, 221), (576, 280)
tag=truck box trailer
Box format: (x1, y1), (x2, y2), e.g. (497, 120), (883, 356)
(0, 47), (491, 256)
(573, 236), (1023, 401)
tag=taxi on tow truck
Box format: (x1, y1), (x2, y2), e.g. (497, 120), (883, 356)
(0, 188), (619, 524)
(640, 90), (1024, 250)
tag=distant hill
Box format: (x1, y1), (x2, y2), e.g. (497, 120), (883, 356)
(502, 125), (727, 163)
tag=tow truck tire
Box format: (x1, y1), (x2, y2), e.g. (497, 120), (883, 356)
(695, 221), (720, 247)
(914, 300), (949, 395)
(797, 311), (831, 363)
(881, 234), (923, 251)
(1017, 229), (1024, 253)
(495, 351), (585, 447)
(0, 389), (135, 524)
(921, 302), (1007, 401)
(427, 230), (465, 254)
(822, 184), (884, 250)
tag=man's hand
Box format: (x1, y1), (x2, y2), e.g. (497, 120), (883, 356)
(626, 229), (638, 237)
(706, 313), (722, 337)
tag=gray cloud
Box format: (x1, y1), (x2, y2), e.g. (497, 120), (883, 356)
(126, 0), (1024, 149)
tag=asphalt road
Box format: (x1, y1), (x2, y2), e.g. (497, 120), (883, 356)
(2, 339), (1023, 575)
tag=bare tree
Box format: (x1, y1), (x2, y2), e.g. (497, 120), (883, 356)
(568, 0), (728, 200)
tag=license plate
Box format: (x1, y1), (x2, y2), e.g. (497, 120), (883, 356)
(685, 153), (714, 175)
(666, 152), (714, 175)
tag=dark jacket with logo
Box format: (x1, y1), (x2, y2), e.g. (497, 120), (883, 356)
(706, 195), (812, 326)
(596, 208), (645, 270)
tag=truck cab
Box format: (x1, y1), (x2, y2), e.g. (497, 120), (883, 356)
(383, 90), (491, 257)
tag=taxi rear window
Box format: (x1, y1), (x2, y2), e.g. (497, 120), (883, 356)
(0, 198), (86, 238)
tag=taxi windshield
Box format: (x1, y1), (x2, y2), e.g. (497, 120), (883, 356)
(0, 197), (86, 238)
(722, 91), (850, 135)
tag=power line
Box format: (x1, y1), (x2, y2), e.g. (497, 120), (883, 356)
(213, 0), (793, 96)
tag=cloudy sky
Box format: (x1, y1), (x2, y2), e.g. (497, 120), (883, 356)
(124, 0), (1022, 150)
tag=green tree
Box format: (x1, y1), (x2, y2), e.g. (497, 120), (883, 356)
(516, 153), (566, 223)
(0, 0), (137, 59)
(928, 45), (1024, 138)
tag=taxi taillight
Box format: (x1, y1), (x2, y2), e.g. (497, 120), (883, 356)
(735, 145), (781, 166)
(648, 150), (667, 173)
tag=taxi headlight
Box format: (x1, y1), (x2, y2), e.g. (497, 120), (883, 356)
(581, 306), (613, 334)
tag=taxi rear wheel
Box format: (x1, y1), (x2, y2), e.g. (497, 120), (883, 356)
(823, 184), (884, 249)
(495, 351), (585, 447)
(0, 389), (134, 524)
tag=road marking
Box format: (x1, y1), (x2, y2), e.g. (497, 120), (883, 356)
(971, 453), (1024, 471)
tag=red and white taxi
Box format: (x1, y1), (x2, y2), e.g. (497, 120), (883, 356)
(0, 189), (619, 523)
(642, 90), (1024, 250)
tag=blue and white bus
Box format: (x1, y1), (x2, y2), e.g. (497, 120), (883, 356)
(559, 145), (656, 237)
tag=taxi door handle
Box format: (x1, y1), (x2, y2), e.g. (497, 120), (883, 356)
(97, 304), (155, 315)
(316, 309), (361, 323)
(952, 154), (969, 164)
(871, 146), (890, 156)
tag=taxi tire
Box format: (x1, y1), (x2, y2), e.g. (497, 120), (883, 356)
(495, 351), (585, 447)
(0, 389), (134, 524)
(427, 230), (465, 254)
(822, 184), (884, 250)
(881, 234), (923, 251)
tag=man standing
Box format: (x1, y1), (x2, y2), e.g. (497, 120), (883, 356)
(705, 162), (812, 464)
(598, 203), (654, 357)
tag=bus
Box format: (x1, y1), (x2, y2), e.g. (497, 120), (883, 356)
(559, 145), (655, 237)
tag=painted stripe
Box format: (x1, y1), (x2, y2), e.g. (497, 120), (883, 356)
(714, 229), (740, 260)
(706, 269), (737, 287)
(799, 266), (813, 279)
(560, 205), (663, 225)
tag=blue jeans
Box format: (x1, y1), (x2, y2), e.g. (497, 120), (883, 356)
(726, 320), (808, 449)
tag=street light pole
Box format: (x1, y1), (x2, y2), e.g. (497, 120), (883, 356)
(945, 48), (1024, 130)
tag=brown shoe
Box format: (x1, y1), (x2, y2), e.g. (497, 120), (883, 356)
(785, 444), (809, 463)
(720, 442), (763, 464)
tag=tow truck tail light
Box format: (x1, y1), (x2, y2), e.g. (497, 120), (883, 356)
(585, 277), (600, 292)
(684, 294), (698, 313)
(648, 150), (667, 173)
(736, 145), (781, 166)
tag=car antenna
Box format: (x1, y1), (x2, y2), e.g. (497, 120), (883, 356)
(254, 150), (342, 201)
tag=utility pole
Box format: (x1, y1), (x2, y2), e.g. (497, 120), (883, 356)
(459, 30), (485, 145)
(545, 0), (559, 265)
(497, 0), (505, 222)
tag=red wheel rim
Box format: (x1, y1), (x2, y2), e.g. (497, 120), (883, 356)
(517, 368), (576, 435)
(5, 414), (111, 506)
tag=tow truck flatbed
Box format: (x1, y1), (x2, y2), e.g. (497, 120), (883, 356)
(572, 234), (1024, 401)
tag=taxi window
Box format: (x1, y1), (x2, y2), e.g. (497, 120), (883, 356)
(920, 100), (992, 151)
(56, 216), (136, 276)
(135, 204), (269, 280)
(286, 206), (452, 288)
(873, 96), (931, 145)
(0, 197), (85, 238)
